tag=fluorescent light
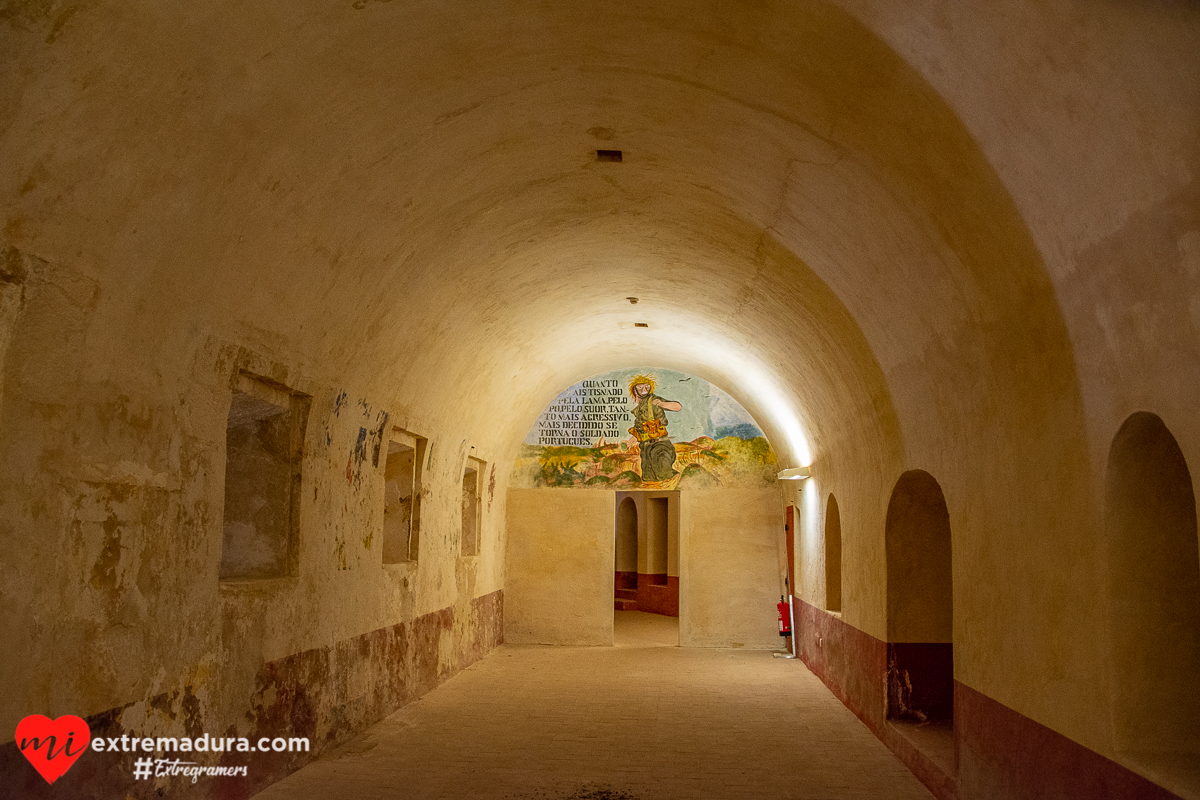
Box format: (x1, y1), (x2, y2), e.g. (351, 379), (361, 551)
(776, 466), (811, 481)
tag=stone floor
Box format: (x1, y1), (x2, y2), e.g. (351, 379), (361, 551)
(253, 612), (933, 799)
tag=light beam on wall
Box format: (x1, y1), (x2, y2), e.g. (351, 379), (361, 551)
(705, 348), (814, 468)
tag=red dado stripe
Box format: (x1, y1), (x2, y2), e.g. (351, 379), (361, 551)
(955, 683), (1184, 800)
(0, 591), (504, 800)
(792, 598), (1185, 800)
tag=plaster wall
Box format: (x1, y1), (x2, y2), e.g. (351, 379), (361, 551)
(507, 487), (779, 649)
(504, 489), (614, 646)
(0, 249), (505, 797)
(679, 488), (781, 650)
(829, 0), (1200, 762)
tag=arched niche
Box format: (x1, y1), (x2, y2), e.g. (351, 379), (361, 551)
(825, 494), (842, 613)
(1105, 412), (1200, 761)
(885, 470), (954, 725)
(615, 496), (639, 597)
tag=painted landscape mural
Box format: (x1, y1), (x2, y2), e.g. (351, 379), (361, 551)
(511, 367), (777, 490)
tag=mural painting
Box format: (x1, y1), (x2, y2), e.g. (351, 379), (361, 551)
(511, 367), (777, 490)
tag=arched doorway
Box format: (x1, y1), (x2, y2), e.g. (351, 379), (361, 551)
(615, 496), (639, 609)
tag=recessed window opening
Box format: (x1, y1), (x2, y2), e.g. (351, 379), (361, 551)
(825, 494), (842, 613)
(383, 429), (426, 564)
(220, 373), (310, 581)
(1105, 412), (1200, 770)
(461, 457), (484, 556)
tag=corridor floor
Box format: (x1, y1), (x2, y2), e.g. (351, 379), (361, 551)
(253, 612), (933, 800)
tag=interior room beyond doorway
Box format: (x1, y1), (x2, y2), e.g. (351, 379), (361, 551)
(614, 491), (680, 646)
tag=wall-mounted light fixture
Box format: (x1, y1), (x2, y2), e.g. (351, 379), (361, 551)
(776, 466), (812, 481)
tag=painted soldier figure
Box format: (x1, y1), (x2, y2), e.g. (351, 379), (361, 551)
(627, 374), (683, 483)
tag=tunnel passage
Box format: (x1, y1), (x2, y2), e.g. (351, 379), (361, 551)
(0, 2), (1194, 799)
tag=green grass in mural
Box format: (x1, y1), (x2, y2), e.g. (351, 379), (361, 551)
(511, 435), (776, 489)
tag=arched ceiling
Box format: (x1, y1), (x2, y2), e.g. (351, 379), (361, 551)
(0, 0), (1152, 475)
(4, 0), (1197, 758)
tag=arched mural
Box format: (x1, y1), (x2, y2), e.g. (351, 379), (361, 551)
(511, 367), (777, 490)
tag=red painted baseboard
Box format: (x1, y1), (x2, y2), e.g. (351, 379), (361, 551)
(793, 598), (1187, 800)
(956, 682), (1185, 800)
(0, 591), (504, 800)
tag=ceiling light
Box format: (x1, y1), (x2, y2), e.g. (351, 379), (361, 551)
(776, 466), (812, 481)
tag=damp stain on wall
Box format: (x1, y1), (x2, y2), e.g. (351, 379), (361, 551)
(487, 464), (496, 511)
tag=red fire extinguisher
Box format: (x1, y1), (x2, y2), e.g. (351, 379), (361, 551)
(777, 596), (792, 637)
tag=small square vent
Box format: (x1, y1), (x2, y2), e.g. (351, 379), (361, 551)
(596, 149), (623, 162)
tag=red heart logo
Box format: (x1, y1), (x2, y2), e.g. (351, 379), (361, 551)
(16, 714), (91, 785)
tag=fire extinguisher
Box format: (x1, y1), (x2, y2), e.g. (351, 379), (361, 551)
(777, 595), (792, 638)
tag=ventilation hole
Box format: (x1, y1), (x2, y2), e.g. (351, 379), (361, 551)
(596, 149), (623, 162)
(634, 322), (649, 328)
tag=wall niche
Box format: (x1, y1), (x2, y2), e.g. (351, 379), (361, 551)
(220, 373), (310, 582)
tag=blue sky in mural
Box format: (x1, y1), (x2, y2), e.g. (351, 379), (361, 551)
(523, 366), (764, 447)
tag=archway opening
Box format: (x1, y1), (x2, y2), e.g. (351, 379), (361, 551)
(885, 470), (955, 773)
(1105, 412), (1200, 786)
(615, 496), (639, 609)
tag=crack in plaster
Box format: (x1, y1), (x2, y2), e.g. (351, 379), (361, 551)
(579, 65), (843, 150)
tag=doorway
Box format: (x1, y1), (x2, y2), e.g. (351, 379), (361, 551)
(614, 491), (680, 646)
